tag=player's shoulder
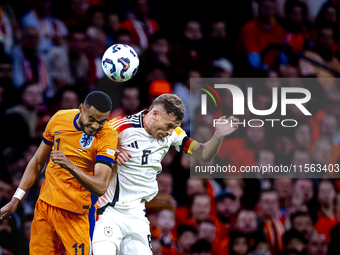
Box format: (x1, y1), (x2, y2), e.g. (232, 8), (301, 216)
(97, 122), (118, 138)
(49, 109), (79, 124)
(173, 127), (186, 137)
(109, 112), (143, 133)
(53, 109), (79, 119)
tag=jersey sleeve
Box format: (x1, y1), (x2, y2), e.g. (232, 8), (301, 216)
(42, 112), (59, 146)
(95, 126), (118, 168)
(172, 127), (198, 155)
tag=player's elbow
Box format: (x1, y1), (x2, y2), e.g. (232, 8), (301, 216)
(96, 184), (109, 197)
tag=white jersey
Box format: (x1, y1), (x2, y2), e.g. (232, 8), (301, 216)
(97, 110), (192, 211)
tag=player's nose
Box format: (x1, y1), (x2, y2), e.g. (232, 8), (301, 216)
(166, 129), (174, 136)
(92, 122), (100, 130)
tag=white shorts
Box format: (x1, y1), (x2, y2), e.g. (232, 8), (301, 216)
(93, 202), (152, 255)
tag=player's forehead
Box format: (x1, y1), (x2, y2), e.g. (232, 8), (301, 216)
(159, 110), (180, 125)
(85, 105), (110, 121)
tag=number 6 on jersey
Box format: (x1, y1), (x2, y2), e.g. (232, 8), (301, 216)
(141, 150), (151, 165)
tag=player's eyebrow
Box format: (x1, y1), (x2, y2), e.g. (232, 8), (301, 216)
(89, 115), (106, 123)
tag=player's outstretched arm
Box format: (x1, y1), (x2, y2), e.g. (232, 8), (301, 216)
(190, 116), (239, 162)
(0, 141), (51, 220)
(50, 151), (113, 197)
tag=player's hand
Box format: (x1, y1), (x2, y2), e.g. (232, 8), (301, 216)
(215, 116), (239, 139)
(0, 198), (20, 220)
(50, 150), (73, 170)
(115, 151), (131, 166)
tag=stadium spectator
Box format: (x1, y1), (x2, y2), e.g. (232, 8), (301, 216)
(214, 191), (238, 240)
(148, 79), (172, 107)
(314, 180), (337, 243)
(47, 27), (89, 90)
(274, 178), (292, 219)
(228, 231), (251, 255)
(109, 84), (141, 119)
(204, 19), (235, 64)
(171, 20), (205, 76)
(120, 0), (159, 51)
(151, 238), (162, 255)
(314, 2), (339, 45)
(294, 122), (311, 151)
(85, 6), (105, 32)
(258, 189), (285, 254)
(223, 179), (245, 207)
(221, 122), (266, 171)
(329, 192), (340, 255)
(254, 149), (276, 189)
(61, 0), (88, 29)
(5, 82), (43, 139)
(307, 231), (328, 255)
(237, 0), (287, 74)
(280, 0), (310, 52)
(311, 137), (333, 166)
(0, 53), (13, 82)
(190, 239), (212, 255)
(52, 85), (81, 112)
(0, 1), (15, 55)
(104, 12), (120, 47)
(299, 26), (340, 89)
(84, 26), (106, 87)
(176, 225), (198, 255)
(11, 26), (49, 92)
(197, 219), (221, 255)
(157, 172), (173, 196)
(21, 0), (68, 58)
(173, 68), (201, 134)
(155, 208), (177, 255)
(282, 229), (307, 254)
(290, 211), (314, 241)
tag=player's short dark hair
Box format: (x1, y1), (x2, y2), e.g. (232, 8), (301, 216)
(190, 239), (212, 253)
(149, 94), (185, 121)
(84, 91), (112, 113)
(177, 225), (198, 237)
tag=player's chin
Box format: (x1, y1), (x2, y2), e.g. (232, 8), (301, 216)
(85, 127), (99, 136)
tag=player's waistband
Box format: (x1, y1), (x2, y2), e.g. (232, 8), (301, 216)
(97, 199), (146, 215)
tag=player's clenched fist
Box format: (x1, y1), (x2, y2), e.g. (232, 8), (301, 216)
(0, 198), (20, 220)
(50, 151), (73, 170)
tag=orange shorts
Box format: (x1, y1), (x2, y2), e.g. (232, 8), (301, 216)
(30, 199), (91, 255)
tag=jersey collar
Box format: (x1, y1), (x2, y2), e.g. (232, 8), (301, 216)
(140, 110), (149, 128)
(73, 112), (82, 131)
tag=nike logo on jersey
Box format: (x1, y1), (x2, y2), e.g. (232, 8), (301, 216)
(127, 141), (139, 149)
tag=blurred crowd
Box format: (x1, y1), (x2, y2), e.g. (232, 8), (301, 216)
(1, 0), (340, 254)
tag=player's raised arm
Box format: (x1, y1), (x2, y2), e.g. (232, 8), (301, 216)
(0, 141), (51, 220)
(190, 116), (239, 162)
(51, 150), (115, 197)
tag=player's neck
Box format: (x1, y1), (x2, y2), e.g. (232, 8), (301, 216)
(76, 115), (83, 131)
(143, 114), (153, 135)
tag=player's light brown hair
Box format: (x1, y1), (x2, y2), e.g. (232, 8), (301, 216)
(149, 94), (185, 121)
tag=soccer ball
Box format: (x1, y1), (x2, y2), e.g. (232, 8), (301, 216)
(102, 44), (139, 82)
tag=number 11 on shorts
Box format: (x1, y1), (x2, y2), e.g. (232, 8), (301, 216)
(72, 243), (84, 255)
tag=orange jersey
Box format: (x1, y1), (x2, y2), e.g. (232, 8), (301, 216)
(40, 109), (117, 214)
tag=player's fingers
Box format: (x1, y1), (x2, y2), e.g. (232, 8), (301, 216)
(120, 154), (129, 162)
(122, 151), (131, 158)
(220, 116), (226, 119)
